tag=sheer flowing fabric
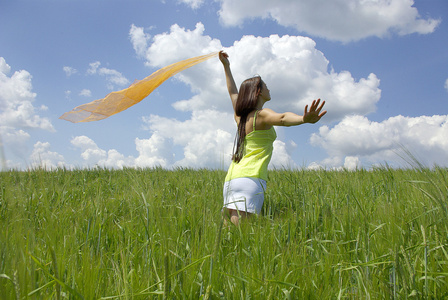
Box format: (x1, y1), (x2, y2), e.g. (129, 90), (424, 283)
(60, 52), (218, 123)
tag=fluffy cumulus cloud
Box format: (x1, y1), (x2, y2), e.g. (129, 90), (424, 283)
(141, 111), (235, 168)
(310, 115), (448, 168)
(71, 135), (106, 162)
(217, 0), (440, 42)
(271, 140), (298, 169)
(0, 57), (54, 133)
(71, 136), (134, 169)
(134, 133), (172, 168)
(0, 57), (55, 166)
(126, 22), (381, 169)
(70, 134), (177, 169)
(130, 22), (222, 68)
(29, 141), (66, 169)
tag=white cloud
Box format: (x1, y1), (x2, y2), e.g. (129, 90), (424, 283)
(310, 115), (448, 168)
(70, 134), (171, 169)
(0, 57), (54, 132)
(126, 23), (383, 169)
(344, 156), (361, 171)
(218, 0), (440, 42)
(271, 140), (297, 169)
(0, 58), (10, 74)
(178, 0), (204, 9)
(71, 135), (135, 169)
(97, 149), (131, 169)
(98, 68), (129, 86)
(29, 141), (66, 170)
(0, 57), (55, 166)
(79, 89), (92, 97)
(87, 61), (101, 75)
(87, 61), (129, 89)
(141, 110), (234, 168)
(445, 78), (448, 93)
(134, 22), (222, 67)
(134, 133), (172, 168)
(129, 24), (151, 58)
(71, 135), (107, 164)
(63, 66), (77, 77)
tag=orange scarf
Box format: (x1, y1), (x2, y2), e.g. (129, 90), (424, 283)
(60, 52), (218, 123)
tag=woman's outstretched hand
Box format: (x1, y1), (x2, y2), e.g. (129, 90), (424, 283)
(219, 50), (230, 67)
(303, 99), (327, 124)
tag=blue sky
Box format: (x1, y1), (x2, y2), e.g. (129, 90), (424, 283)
(0, 0), (447, 170)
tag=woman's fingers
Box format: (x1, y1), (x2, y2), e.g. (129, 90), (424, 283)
(309, 99), (321, 112)
(303, 99), (327, 123)
(316, 100), (325, 113)
(219, 50), (228, 58)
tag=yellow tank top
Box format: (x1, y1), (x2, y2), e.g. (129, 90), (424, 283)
(225, 111), (277, 182)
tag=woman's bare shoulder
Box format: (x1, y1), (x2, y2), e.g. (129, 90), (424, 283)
(257, 108), (278, 117)
(255, 109), (275, 130)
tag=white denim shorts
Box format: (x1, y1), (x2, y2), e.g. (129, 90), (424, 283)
(223, 177), (267, 214)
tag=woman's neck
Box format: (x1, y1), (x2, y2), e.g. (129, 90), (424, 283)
(256, 99), (266, 110)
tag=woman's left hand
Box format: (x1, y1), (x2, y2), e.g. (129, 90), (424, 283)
(219, 51), (230, 66)
(303, 99), (327, 124)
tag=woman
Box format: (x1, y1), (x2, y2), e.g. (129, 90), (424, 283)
(219, 51), (327, 225)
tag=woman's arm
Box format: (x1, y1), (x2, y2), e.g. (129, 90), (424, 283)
(219, 51), (238, 110)
(258, 99), (327, 127)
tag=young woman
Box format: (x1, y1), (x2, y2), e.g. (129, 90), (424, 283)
(219, 51), (327, 225)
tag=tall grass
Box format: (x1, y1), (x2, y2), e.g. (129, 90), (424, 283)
(0, 166), (447, 299)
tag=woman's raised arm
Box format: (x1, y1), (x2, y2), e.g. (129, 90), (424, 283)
(219, 51), (238, 110)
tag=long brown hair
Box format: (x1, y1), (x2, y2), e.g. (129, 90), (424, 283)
(232, 76), (263, 163)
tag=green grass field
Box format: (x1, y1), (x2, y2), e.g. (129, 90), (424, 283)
(1, 166), (447, 299)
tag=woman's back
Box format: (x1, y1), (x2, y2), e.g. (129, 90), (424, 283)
(235, 109), (273, 135)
